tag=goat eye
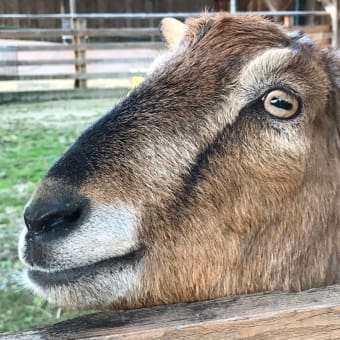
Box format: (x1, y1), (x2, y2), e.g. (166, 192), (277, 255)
(262, 90), (299, 119)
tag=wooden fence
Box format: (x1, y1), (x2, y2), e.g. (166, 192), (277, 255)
(0, 11), (335, 94)
(1, 285), (340, 339)
(0, 14), (166, 90)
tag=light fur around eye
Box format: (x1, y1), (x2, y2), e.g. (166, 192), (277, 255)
(263, 90), (300, 119)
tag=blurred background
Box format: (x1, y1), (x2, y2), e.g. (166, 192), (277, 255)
(0, 0), (338, 333)
(0, 0), (336, 95)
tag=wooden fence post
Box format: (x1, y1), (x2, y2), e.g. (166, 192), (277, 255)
(321, 0), (339, 48)
(73, 17), (87, 89)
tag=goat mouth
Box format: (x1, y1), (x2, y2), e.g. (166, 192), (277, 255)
(27, 247), (145, 288)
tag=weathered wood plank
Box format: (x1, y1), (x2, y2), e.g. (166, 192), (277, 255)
(0, 72), (147, 80)
(0, 58), (154, 67)
(306, 32), (332, 39)
(9, 42), (164, 51)
(0, 28), (160, 39)
(292, 24), (331, 33)
(2, 285), (340, 339)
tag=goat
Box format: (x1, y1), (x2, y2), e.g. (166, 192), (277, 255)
(19, 14), (340, 310)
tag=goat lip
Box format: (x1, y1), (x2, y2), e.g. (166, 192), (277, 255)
(27, 247), (145, 287)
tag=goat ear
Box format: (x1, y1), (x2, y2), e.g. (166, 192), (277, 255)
(161, 18), (186, 48)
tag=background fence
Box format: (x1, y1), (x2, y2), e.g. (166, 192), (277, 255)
(0, 8), (336, 97)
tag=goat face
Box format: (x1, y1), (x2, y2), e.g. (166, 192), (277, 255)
(19, 14), (340, 309)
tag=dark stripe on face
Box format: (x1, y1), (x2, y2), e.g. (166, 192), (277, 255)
(175, 103), (268, 209)
(178, 123), (234, 207)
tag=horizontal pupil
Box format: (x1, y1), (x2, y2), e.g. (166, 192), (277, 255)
(270, 97), (293, 110)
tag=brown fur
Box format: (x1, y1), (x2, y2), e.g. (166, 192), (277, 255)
(20, 14), (340, 310)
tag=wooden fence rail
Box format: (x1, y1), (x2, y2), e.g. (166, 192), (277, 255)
(0, 42), (163, 51)
(2, 285), (340, 339)
(0, 28), (160, 39)
(0, 58), (154, 66)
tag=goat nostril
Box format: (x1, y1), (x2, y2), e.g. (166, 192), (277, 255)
(24, 205), (83, 234)
(61, 207), (82, 227)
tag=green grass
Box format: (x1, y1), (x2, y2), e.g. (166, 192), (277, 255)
(0, 98), (118, 333)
